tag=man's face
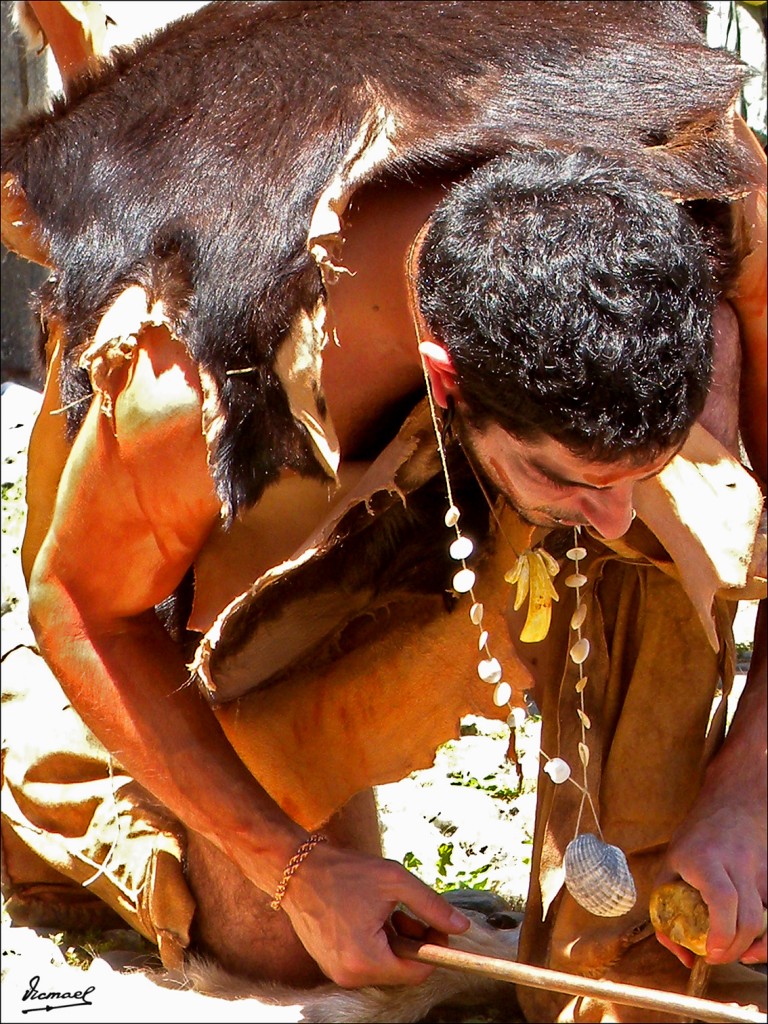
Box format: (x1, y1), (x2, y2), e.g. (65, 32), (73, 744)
(459, 418), (676, 541)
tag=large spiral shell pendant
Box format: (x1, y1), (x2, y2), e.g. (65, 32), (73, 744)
(563, 833), (637, 917)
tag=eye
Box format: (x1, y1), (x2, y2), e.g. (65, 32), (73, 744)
(532, 466), (570, 492)
(542, 475), (570, 492)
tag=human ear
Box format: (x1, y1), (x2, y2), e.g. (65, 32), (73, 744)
(418, 340), (460, 408)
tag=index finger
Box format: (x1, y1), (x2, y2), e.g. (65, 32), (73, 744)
(396, 871), (471, 936)
(698, 871), (739, 962)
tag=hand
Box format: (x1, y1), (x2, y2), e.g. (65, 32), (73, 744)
(655, 799), (767, 967)
(281, 843), (470, 987)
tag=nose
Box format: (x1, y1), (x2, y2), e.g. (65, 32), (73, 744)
(578, 487), (635, 540)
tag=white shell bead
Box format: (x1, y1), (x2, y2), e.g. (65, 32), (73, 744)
(469, 602), (484, 625)
(565, 573), (588, 588)
(477, 630), (489, 650)
(507, 707), (527, 728)
(449, 536), (474, 560)
(563, 834), (637, 917)
(452, 568), (476, 593)
(570, 638), (591, 664)
(570, 604), (588, 630)
(543, 758), (571, 784)
(493, 681), (512, 707)
(445, 505), (461, 527)
(478, 658), (502, 684)
(567, 546), (588, 561)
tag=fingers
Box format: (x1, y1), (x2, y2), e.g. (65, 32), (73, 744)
(664, 860), (766, 965)
(376, 956), (436, 987)
(740, 928), (767, 966)
(653, 883), (765, 968)
(699, 871), (766, 965)
(698, 868), (739, 963)
(334, 937), (437, 989)
(394, 866), (470, 935)
(390, 908), (430, 939)
(355, 867), (469, 983)
(321, 935), (437, 989)
(284, 851), (461, 987)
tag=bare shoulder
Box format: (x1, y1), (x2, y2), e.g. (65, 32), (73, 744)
(31, 323), (220, 619)
(729, 116), (767, 483)
(697, 300), (741, 457)
(323, 174), (455, 455)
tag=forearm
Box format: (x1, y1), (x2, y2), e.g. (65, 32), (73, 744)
(704, 600), (767, 811)
(28, 572), (474, 987)
(659, 600), (767, 964)
(29, 573), (306, 897)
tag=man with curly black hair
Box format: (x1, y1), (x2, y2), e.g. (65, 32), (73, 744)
(1, 3), (765, 1020)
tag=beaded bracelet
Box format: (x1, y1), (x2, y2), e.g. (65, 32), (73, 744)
(270, 832), (328, 911)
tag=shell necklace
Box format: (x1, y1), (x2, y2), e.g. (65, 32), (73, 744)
(550, 534), (637, 917)
(407, 227), (637, 920)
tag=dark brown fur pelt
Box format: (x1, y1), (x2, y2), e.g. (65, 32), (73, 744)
(2, 1), (750, 516)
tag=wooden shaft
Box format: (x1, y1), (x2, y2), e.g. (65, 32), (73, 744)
(390, 936), (766, 1024)
(688, 956), (712, 998)
(682, 957), (714, 1024)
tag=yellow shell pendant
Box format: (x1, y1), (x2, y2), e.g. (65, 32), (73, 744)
(505, 548), (560, 642)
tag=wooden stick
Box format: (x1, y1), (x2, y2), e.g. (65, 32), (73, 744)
(688, 957), (712, 998)
(390, 936), (766, 1024)
(682, 958), (714, 1024)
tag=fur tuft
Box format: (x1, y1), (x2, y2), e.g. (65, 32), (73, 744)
(176, 908), (522, 1024)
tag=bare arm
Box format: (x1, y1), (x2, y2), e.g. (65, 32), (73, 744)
(28, 328), (307, 885)
(27, 326), (467, 985)
(729, 115), (767, 489)
(657, 602), (767, 966)
(656, 117), (767, 968)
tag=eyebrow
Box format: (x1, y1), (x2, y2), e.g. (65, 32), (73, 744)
(531, 459), (666, 491)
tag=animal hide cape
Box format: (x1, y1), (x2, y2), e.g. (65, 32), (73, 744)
(0, 0), (752, 520)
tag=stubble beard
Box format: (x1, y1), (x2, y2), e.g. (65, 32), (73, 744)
(453, 414), (579, 529)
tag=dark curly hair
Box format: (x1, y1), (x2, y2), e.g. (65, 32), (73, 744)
(416, 148), (716, 464)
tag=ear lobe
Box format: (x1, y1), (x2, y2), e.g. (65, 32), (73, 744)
(418, 340), (459, 408)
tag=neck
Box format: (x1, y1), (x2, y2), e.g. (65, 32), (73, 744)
(319, 178), (447, 457)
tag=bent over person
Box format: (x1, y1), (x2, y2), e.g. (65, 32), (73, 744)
(1, 2), (766, 1021)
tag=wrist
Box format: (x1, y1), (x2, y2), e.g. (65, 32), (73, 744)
(270, 832), (329, 911)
